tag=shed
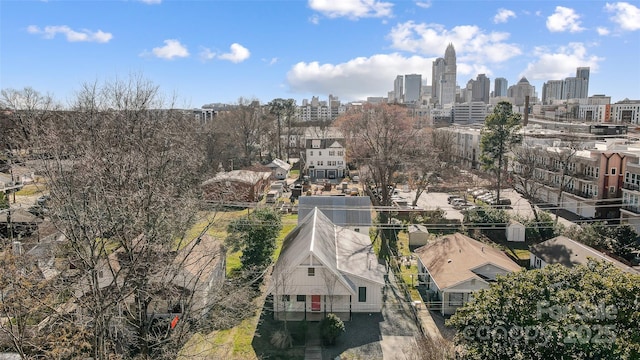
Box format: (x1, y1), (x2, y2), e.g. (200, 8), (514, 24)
(506, 220), (525, 242)
(408, 224), (429, 247)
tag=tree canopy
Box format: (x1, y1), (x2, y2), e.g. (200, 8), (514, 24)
(480, 101), (521, 201)
(226, 207), (282, 273)
(447, 260), (640, 360)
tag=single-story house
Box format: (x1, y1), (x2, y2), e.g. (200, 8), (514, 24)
(269, 207), (385, 321)
(415, 233), (522, 315)
(408, 224), (430, 247)
(266, 158), (292, 180)
(529, 236), (639, 273)
(0, 209), (42, 238)
(201, 170), (271, 204)
(298, 196), (372, 235)
(506, 220), (526, 242)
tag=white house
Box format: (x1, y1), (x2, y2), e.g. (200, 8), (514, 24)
(505, 221), (526, 242)
(297, 196), (372, 235)
(266, 158), (291, 180)
(305, 138), (346, 181)
(415, 233), (521, 315)
(529, 236), (639, 274)
(269, 208), (385, 321)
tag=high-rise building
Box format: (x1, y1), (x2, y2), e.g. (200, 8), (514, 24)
(404, 74), (422, 104)
(432, 43), (457, 106)
(508, 77), (535, 106)
(431, 58), (446, 102)
(494, 77), (508, 97)
(393, 75), (404, 103)
(542, 80), (564, 104)
(472, 74), (490, 103)
(576, 67), (590, 99)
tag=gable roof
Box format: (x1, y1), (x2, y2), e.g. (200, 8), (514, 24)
(530, 236), (639, 273)
(273, 208), (384, 294)
(297, 196), (372, 228)
(202, 170), (271, 186)
(266, 158), (291, 171)
(415, 233), (521, 290)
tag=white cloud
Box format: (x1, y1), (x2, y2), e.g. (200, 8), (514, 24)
(494, 8), (516, 24)
(308, 0), (393, 19)
(416, 1), (432, 9)
(597, 27), (610, 35)
(387, 21), (521, 64)
(286, 53), (432, 100)
(605, 2), (640, 31)
(269, 57), (278, 65)
(521, 43), (604, 80)
(218, 43), (250, 63)
(139, 0), (161, 4)
(152, 39), (189, 60)
(546, 6), (585, 33)
(309, 14), (321, 24)
(27, 25), (112, 43)
(199, 47), (216, 61)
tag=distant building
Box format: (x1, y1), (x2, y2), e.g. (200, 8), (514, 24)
(404, 74), (422, 104)
(472, 74), (490, 103)
(610, 99), (640, 124)
(393, 75), (404, 103)
(432, 44), (457, 106)
(494, 77), (508, 97)
(508, 77), (535, 106)
(453, 102), (487, 125)
(542, 80), (564, 105)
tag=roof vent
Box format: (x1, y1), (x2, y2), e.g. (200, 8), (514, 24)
(447, 259), (452, 263)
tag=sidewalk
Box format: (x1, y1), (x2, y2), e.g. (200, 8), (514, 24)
(304, 322), (322, 360)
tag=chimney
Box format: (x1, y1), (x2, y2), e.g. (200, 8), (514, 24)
(523, 96), (529, 126)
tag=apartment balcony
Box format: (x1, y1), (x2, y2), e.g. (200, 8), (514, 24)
(622, 182), (640, 192)
(565, 188), (596, 199)
(621, 204), (640, 215)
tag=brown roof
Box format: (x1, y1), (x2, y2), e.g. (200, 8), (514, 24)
(415, 233), (521, 289)
(530, 236), (639, 274)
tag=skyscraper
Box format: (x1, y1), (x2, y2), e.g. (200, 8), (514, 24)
(494, 77), (508, 97)
(441, 43), (457, 106)
(404, 74), (422, 104)
(431, 58), (446, 102)
(393, 75), (404, 103)
(542, 80), (564, 104)
(508, 77), (535, 106)
(472, 74), (490, 103)
(576, 67), (590, 99)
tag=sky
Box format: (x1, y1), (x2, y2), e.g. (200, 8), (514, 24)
(1, 0), (639, 108)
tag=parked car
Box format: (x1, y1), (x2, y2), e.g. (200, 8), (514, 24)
(447, 195), (463, 204)
(36, 195), (51, 207)
(471, 189), (489, 198)
(490, 198), (512, 207)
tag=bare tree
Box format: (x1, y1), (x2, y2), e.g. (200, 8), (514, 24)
(510, 144), (547, 221)
(321, 267), (339, 314)
(213, 98), (264, 168)
(4, 77), (218, 359)
(545, 140), (581, 223)
(335, 103), (420, 258)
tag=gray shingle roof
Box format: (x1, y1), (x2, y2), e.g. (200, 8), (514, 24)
(530, 236), (639, 273)
(298, 196), (372, 228)
(273, 207), (384, 294)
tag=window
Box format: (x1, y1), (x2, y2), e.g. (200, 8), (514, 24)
(358, 287), (366, 302)
(329, 151), (335, 156)
(310, 150), (313, 156)
(296, 295), (305, 302)
(354, 228), (360, 233)
(308, 267), (315, 276)
(282, 295), (290, 302)
(338, 151), (344, 156)
(610, 186), (616, 193)
(611, 168), (617, 175)
(318, 151), (322, 156)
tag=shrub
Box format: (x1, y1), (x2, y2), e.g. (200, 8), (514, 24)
(270, 329), (292, 349)
(320, 313), (345, 346)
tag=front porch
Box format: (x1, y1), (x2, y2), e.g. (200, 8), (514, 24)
(274, 311), (351, 322)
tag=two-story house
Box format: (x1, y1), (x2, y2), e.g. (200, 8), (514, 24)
(305, 138), (346, 181)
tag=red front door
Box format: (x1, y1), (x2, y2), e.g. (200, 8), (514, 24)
(311, 295), (321, 311)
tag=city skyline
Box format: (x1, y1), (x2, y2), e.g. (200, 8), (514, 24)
(1, 0), (639, 108)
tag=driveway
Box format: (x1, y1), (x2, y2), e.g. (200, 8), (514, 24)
(324, 271), (421, 360)
(396, 190), (464, 221)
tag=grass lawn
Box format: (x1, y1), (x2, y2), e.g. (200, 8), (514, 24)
(15, 183), (47, 196)
(179, 210), (300, 359)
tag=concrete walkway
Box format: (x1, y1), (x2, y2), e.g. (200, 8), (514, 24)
(305, 322), (322, 360)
